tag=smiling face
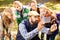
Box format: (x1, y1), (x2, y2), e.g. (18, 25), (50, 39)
(3, 8), (14, 27)
(30, 1), (37, 10)
(3, 8), (13, 20)
(5, 12), (13, 19)
(40, 7), (52, 17)
(28, 15), (39, 24)
(13, 1), (22, 11)
(15, 4), (22, 11)
(40, 7), (52, 23)
(28, 11), (40, 24)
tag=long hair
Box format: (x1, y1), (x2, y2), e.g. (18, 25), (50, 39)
(2, 8), (13, 28)
(40, 7), (57, 24)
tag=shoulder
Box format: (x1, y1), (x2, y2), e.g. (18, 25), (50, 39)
(19, 19), (28, 28)
(20, 19), (27, 24)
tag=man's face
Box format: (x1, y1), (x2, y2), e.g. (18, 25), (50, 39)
(13, 2), (22, 11)
(28, 15), (40, 24)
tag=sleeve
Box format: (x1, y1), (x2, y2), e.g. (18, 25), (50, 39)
(41, 27), (50, 34)
(19, 22), (39, 40)
(41, 23), (57, 34)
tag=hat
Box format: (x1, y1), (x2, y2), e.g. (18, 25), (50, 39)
(28, 11), (39, 16)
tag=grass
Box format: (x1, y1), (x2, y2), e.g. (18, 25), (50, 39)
(44, 1), (60, 12)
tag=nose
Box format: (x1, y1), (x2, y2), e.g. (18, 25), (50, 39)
(31, 16), (34, 19)
(31, 16), (36, 21)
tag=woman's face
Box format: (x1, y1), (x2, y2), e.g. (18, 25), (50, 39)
(13, 2), (22, 11)
(30, 2), (36, 10)
(40, 8), (52, 17)
(40, 8), (52, 23)
(5, 12), (13, 19)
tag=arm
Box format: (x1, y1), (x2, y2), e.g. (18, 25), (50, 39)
(41, 27), (50, 34)
(19, 23), (39, 40)
(41, 24), (57, 34)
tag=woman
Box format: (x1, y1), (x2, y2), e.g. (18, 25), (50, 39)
(13, 1), (29, 25)
(39, 7), (58, 40)
(2, 8), (14, 40)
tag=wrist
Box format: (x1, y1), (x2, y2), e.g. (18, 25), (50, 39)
(37, 27), (43, 31)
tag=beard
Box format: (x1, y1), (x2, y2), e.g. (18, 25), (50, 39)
(31, 20), (38, 28)
(33, 21), (38, 25)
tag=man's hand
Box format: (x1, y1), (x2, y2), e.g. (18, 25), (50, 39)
(37, 21), (45, 31)
(50, 24), (57, 32)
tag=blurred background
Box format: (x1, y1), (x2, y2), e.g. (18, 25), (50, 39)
(0, 0), (60, 12)
(0, 0), (60, 40)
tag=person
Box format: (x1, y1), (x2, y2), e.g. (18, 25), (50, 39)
(29, 1), (40, 14)
(0, 13), (3, 40)
(54, 12), (60, 40)
(39, 7), (58, 40)
(2, 8), (14, 40)
(13, 1), (29, 25)
(16, 11), (57, 40)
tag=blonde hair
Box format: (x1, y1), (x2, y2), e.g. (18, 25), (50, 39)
(40, 7), (56, 18)
(2, 8), (13, 28)
(13, 1), (23, 9)
(3, 8), (13, 16)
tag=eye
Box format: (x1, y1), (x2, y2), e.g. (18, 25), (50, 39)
(34, 16), (39, 18)
(17, 7), (18, 8)
(28, 15), (32, 17)
(34, 16), (37, 18)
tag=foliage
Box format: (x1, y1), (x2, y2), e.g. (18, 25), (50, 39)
(44, 2), (60, 11)
(0, 0), (30, 6)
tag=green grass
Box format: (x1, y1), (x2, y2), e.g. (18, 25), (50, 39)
(44, 1), (60, 11)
